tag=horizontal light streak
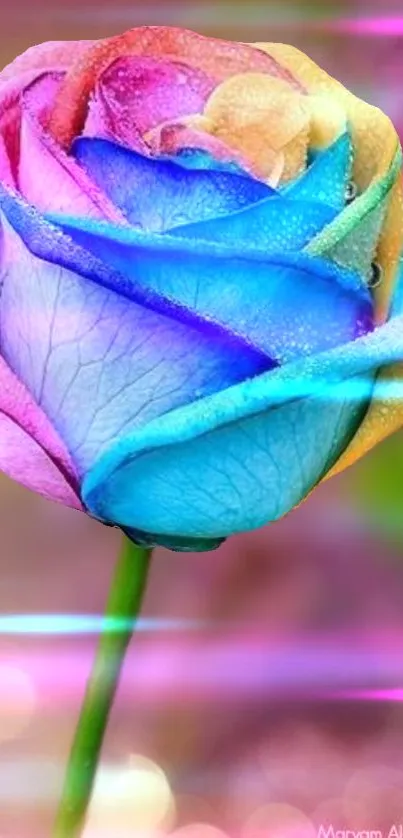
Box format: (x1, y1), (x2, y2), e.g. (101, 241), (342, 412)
(2, 634), (403, 702)
(0, 614), (203, 635)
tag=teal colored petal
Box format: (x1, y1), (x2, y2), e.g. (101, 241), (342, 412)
(391, 259), (403, 317)
(167, 196), (337, 251)
(324, 196), (388, 281)
(285, 132), (352, 212)
(306, 145), (402, 280)
(47, 213), (373, 364)
(122, 526), (224, 553)
(83, 314), (403, 541)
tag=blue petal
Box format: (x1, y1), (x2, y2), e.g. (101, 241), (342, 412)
(285, 132), (352, 212)
(48, 214), (374, 365)
(0, 184), (273, 363)
(72, 137), (274, 230)
(0, 195), (271, 476)
(168, 195), (337, 250)
(83, 313), (403, 539)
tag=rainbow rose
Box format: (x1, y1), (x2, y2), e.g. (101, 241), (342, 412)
(0, 26), (402, 551)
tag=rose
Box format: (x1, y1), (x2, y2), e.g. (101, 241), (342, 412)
(0, 26), (402, 552)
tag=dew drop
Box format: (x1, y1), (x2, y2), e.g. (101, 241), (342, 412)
(368, 261), (383, 289)
(345, 181), (358, 204)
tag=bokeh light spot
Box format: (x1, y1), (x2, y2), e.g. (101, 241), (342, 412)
(83, 754), (175, 836)
(343, 766), (403, 830)
(170, 825), (229, 838)
(174, 796), (218, 828)
(242, 803), (317, 838)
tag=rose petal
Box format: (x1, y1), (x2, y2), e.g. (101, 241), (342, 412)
(257, 44), (403, 479)
(0, 134), (14, 187)
(325, 263), (403, 477)
(49, 213), (374, 365)
(19, 72), (127, 221)
(200, 73), (311, 182)
(0, 75), (26, 185)
(327, 362), (403, 481)
(146, 121), (259, 179)
(254, 41), (403, 321)
(169, 195), (337, 252)
(83, 374), (372, 539)
(0, 180), (273, 394)
(72, 136), (273, 229)
(315, 193), (390, 285)
(0, 39), (96, 179)
(285, 132), (352, 213)
(0, 355), (81, 509)
(306, 144), (401, 295)
(376, 179), (403, 320)
(0, 207), (271, 476)
(84, 374), (372, 539)
(83, 314), (403, 538)
(255, 42), (396, 187)
(0, 40), (94, 84)
(83, 55), (216, 150)
(47, 26), (304, 148)
(84, 84), (148, 153)
(307, 93), (347, 150)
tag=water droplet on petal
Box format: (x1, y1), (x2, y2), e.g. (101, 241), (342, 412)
(369, 261), (383, 289)
(345, 180), (358, 204)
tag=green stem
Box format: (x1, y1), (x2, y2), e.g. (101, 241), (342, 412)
(53, 536), (152, 838)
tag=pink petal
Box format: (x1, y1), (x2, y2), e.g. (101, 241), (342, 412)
(0, 40), (95, 180)
(0, 40), (94, 85)
(0, 134), (15, 187)
(84, 83), (149, 153)
(0, 356), (82, 509)
(18, 72), (127, 221)
(147, 120), (256, 175)
(83, 55), (216, 148)
(0, 75), (28, 186)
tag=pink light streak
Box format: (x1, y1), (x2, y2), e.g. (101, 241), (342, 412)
(2, 631), (403, 709)
(328, 688), (403, 702)
(322, 16), (403, 36)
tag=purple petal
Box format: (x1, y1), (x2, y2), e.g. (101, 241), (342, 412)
(0, 134), (14, 187)
(18, 72), (127, 221)
(0, 355), (81, 509)
(0, 199), (272, 476)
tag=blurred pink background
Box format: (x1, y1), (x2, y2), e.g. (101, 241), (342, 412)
(2, 1), (403, 836)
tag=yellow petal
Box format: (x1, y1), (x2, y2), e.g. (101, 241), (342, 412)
(375, 178), (403, 323)
(202, 72), (311, 182)
(281, 123), (310, 182)
(254, 44), (396, 185)
(307, 92), (347, 149)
